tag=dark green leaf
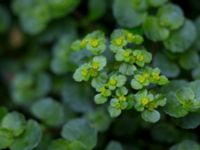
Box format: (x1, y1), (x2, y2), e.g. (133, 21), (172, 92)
(11, 120), (42, 150)
(31, 98), (64, 126)
(61, 118), (97, 150)
(164, 20), (197, 53)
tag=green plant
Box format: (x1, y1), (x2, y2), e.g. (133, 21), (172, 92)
(72, 29), (168, 123)
(1, 0), (200, 149)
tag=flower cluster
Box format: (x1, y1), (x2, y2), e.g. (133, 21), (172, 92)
(71, 31), (106, 55)
(73, 56), (107, 81)
(134, 89), (166, 122)
(131, 67), (168, 90)
(72, 29), (169, 122)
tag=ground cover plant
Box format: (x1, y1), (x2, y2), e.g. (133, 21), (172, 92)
(1, 0), (200, 149)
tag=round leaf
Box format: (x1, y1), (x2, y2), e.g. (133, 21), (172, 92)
(179, 50), (199, 70)
(170, 140), (200, 150)
(141, 110), (160, 123)
(177, 113), (200, 129)
(108, 107), (121, 117)
(164, 20), (197, 53)
(10, 120), (42, 150)
(153, 52), (180, 78)
(157, 4), (184, 30)
(1, 112), (26, 137)
(31, 98), (64, 126)
(113, 0), (147, 28)
(143, 16), (170, 41)
(61, 118), (97, 150)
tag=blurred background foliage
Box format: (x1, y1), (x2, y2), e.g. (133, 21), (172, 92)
(0, 0), (200, 150)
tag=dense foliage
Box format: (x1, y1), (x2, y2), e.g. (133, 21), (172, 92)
(1, 0), (200, 149)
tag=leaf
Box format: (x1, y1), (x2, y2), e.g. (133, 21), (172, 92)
(131, 0), (148, 12)
(170, 140), (200, 150)
(119, 63), (136, 76)
(164, 20), (197, 53)
(68, 141), (86, 150)
(61, 118), (97, 150)
(116, 75), (127, 87)
(113, 0), (147, 28)
(12, 0), (80, 34)
(49, 139), (69, 150)
(131, 79), (143, 90)
(1, 112), (26, 136)
(106, 141), (123, 150)
(150, 123), (179, 143)
(153, 52), (180, 78)
(0, 128), (14, 149)
(179, 50), (199, 70)
(164, 94), (188, 118)
(176, 87), (195, 104)
(116, 87), (128, 96)
(94, 94), (107, 104)
(91, 72), (108, 89)
(108, 106), (122, 117)
(161, 80), (189, 117)
(143, 16), (170, 41)
(10, 120), (42, 150)
(85, 31), (106, 55)
(160, 80), (189, 96)
(87, 108), (111, 132)
(61, 81), (92, 113)
(141, 110), (160, 123)
(12, 72), (51, 104)
(190, 80), (200, 101)
(92, 56), (107, 70)
(157, 4), (184, 30)
(73, 63), (91, 82)
(177, 112), (200, 129)
(31, 98), (64, 126)
(51, 32), (77, 74)
(19, 5), (50, 34)
(47, 0), (81, 18)
(192, 65), (200, 80)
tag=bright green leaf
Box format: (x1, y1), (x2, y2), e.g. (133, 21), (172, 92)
(141, 110), (160, 123)
(108, 106), (121, 117)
